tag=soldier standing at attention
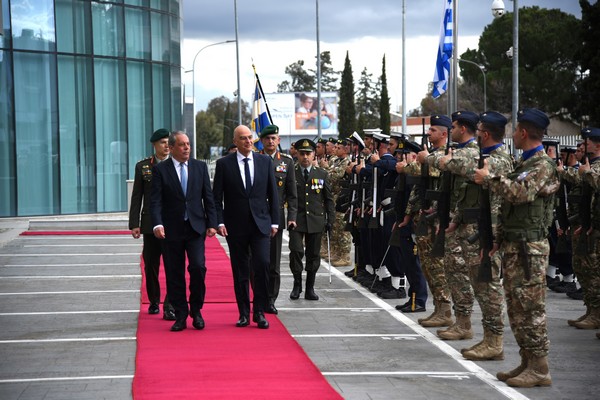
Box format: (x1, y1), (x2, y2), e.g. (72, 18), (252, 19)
(289, 139), (335, 301)
(474, 108), (559, 387)
(129, 128), (175, 321)
(327, 139), (352, 267)
(259, 125), (298, 314)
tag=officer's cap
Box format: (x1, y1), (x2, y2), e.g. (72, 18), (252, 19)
(296, 138), (316, 152)
(390, 131), (405, 140)
(517, 108), (549, 130)
(581, 127), (600, 139)
(373, 132), (390, 144)
(350, 131), (366, 150)
(452, 110), (479, 130)
(542, 137), (560, 147)
(150, 128), (170, 143)
(479, 111), (507, 129)
(561, 145), (577, 154)
(395, 140), (422, 154)
(430, 114), (452, 129)
(363, 128), (382, 137)
(259, 124), (279, 138)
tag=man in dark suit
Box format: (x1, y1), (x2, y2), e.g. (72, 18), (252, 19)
(128, 128), (175, 320)
(289, 139), (335, 301)
(259, 124), (298, 314)
(213, 125), (279, 329)
(151, 131), (218, 332)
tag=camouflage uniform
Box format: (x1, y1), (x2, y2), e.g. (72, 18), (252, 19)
(441, 143), (512, 338)
(485, 148), (559, 357)
(326, 155), (352, 263)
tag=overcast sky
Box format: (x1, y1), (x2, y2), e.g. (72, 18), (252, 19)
(181, 0), (582, 115)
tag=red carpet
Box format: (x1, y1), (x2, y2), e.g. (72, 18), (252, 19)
(133, 236), (343, 400)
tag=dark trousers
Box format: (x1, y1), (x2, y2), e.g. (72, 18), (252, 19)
(268, 228), (283, 303)
(289, 230), (323, 274)
(142, 233), (163, 304)
(382, 215), (405, 277)
(227, 231), (270, 317)
(396, 235), (428, 307)
(161, 221), (206, 320)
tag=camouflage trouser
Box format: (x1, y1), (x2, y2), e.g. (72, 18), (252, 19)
(575, 230), (600, 308)
(414, 218), (451, 304)
(330, 211), (352, 261)
(444, 228), (472, 317)
(501, 239), (550, 357)
(458, 224), (505, 335)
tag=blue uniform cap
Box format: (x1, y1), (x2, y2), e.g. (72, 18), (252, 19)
(479, 111), (508, 128)
(517, 108), (550, 130)
(452, 110), (479, 129)
(581, 126), (600, 139)
(430, 114), (452, 129)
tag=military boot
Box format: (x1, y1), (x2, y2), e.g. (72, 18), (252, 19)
(290, 273), (303, 300)
(418, 300), (438, 324)
(567, 305), (590, 327)
(506, 355), (552, 388)
(596, 331), (600, 339)
(305, 271), (319, 300)
(573, 307), (600, 329)
(497, 349), (527, 382)
(421, 302), (453, 328)
(462, 330), (504, 361)
(437, 313), (473, 340)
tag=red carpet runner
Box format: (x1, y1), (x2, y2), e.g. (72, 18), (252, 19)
(133, 236), (343, 400)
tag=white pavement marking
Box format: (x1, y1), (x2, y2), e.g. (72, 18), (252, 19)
(0, 310), (139, 316)
(0, 253), (141, 256)
(0, 375), (134, 384)
(0, 275), (139, 279)
(278, 307), (381, 311)
(0, 290), (139, 296)
(323, 371), (473, 378)
(325, 263), (531, 400)
(293, 333), (420, 338)
(0, 337), (136, 344)
(2, 263), (139, 267)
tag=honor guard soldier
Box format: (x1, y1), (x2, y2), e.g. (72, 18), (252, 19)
(289, 139), (335, 301)
(326, 139), (352, 266)
(259, 125), (298, 314)
(475, 108), (559, 387)
(316, 138), (328, 166)
(129, 128), (176, 320)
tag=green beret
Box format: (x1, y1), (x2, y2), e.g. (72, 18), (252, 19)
(296, 138), (316, 152)
(260, 124), (279, 138)
(150, 128), (170, 143)
(317, 138), (328, 144)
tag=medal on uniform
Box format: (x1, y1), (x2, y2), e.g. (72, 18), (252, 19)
(278, 181), (283, 187)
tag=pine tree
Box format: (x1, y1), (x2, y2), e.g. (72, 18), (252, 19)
(355, 67), (379, 131)
(379, 55), (390, 135)
(338, 51), (356, 138)
(578, 0), (600, 125)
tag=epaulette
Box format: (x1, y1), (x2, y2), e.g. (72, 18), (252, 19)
(280, 152), (293, 159)
(137, 156), (153, 164)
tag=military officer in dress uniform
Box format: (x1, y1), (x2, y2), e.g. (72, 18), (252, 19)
(289, 139), (335, 301)
(475, 108), (559, 387)
(259, 124), (298, 314)
(128, 128), (175, 320)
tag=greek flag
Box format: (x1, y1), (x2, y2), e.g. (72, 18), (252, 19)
(432, 0), (453, 98)
(251, 81), (270, 150)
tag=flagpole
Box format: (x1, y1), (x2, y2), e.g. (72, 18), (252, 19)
(234, 0), (242, 125)
(316, 0), (322, 139)
(450, 0), (458, 114)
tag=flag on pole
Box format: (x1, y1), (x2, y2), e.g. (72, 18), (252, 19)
(432, 0), (453, 98)
(251, 80), (271, 150)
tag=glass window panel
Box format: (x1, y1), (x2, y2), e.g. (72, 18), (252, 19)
(126, 61), (153, 179)
(152, 63), (171, 129)
(125, 7), (150, 60)
(171, 65), (182, 130)
(150, 0), (168, 12)
(170, 0), (181, 15)
(11, 0), (56, 51)
(94, 58), (127, 212)
(92, 2), (124, 57)
(58, 55), (96, 214)
(125, 0), (149, 6)
(0, 50), (16, 216)
(14, 52), (59, 215)
(1, 0), (11, 49)
(56, 0), (92, 54)
(170, 14), (180, 65)
(150, 11), (169, 62)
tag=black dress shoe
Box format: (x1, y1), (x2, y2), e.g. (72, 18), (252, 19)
(192, 313), (205, 330)
(163, 309), (176, 321)
(396, 302), (426, 313)
(252, 312), (269, 329)
(236, 315), (249, 327)
(265, 303), (278, 314)
(148, 303), (160, 314)
(170, 319), (187, 332)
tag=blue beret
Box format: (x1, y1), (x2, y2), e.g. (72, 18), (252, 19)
(259, 124), (279, 138)
(479, 111), (507, 128)
(296, 138), (316, 152)
(430, 114), (452, 129)
(517, 108), (549, 130)
(452, 110), (479, 128)
(581, 126), (600, 139)
(150, 128), (170, 143)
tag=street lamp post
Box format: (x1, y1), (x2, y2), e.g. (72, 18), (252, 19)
(188, 39), (235, 159)
(457, 58), (487, 111)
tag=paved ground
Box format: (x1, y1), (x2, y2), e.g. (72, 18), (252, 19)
(0, 215), (598, 399)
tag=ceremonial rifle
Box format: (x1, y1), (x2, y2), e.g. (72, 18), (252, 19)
(475, 138), (493, 282)
(576, 137), (592, 255)
(429, 127), (452, 257)
(415, 119), (431, 237)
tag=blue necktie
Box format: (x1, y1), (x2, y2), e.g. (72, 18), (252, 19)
(304, 168), (309, 182)
(180, 162), (187, 196)
(243, 158), (252, 194)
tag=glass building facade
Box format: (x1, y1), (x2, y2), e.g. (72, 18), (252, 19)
(0, 0), (183, 216)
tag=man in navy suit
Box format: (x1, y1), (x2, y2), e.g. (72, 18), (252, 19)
(212, 125), (279, 329)
(151, 131), (218, 332)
